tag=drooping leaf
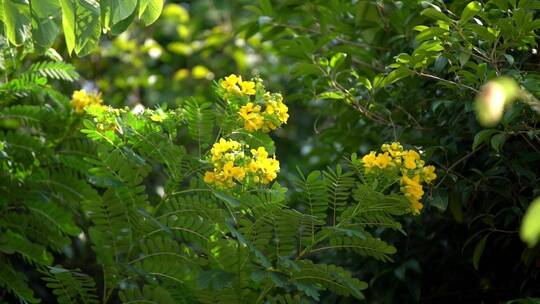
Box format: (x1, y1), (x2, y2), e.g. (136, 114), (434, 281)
(60, 0), (101, 56)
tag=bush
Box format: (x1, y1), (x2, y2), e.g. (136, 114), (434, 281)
(1, 0), (540, 303)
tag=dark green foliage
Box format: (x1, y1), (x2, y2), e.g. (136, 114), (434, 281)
(244, 0), (540, 301)
(42, 266), (99, 304)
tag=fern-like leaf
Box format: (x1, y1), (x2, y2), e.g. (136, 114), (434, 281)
(295, 170), (328, 223)
(119, 285), (177, 304)
(26, 200), (80, 236)
(321, 234), (397, 262)
(41, 266), (99, 304)
(183, 99), (214, 150)
(0, 259), (40, 303)
(27, 61), (79, 81)
(323, 165), (355, 226)
(0, 230), (53, 266)
(291, 260), (367, 300)
(340, 184), (409, 230)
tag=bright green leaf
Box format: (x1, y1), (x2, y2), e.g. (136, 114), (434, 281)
(2, 0), (31, 46)
(60, 0), (101, 56)
(330, 52), (347, 69)
(382, 68), (412, 86)
(110, 0), (137, 25)
(318, 91), (346, 100)
(461, 1), (482, 23)
(139, 0), (163, 26)
(421, 7), (453, 23)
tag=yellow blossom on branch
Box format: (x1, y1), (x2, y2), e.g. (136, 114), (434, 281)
(360, 142), (437, 215)
(403, 150), (420, 169)
(240, 80), (256, 95)
(71, 89), (104, 113)
(374, 152), (392, 169)
(239, 103), (264, 131)
(221, 74), (241, 94)
(204, 139), (280, 188)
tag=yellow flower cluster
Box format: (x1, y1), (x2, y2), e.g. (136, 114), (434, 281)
(238, 93), (289, 132)
(361, 142), (436, 215)
(218, 74), (289, 133)
(71, 89), (104, 113)
(204, 138), (280, 188)
(220, 74), (256, 96)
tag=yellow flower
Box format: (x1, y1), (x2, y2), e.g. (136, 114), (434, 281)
(246, 114), (264, 131)
(239, 103), (264, 131)
(247, 160), (260, 173)
(362, 151), (377, 169)
(247, 146), (280, 184)
(374, 152), (392, 169)
(401, 175), (425, 215)
(222, 161), (246, 181)
(258, 157), (280, 184)
(71, 90), (103, 113)
(403, 150), (420, 169)
(251, 146), (269, 159)
(221, 74), (241, 94)
(401, 175), (424, 200)
(277, 100), (289, 123)
(240, 80), (256, 95)
(390, 142), (402, 151)
(265, 104), (275, 115)
(410, 199), (423, 215)
(204, 171), (216, 183)
(422, 165), (437, 183)
(223, 74), (240, 86)
(211, 138), (241, 161)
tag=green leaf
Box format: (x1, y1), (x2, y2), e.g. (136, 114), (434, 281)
(110, 4), (138, 35)
(472, 129), (497, 151)
(521, 197), (540, 247)
(42, 266), (99, 304)
(330, 52), (347, 69)
(212, 190), (240, 208)
(415, 27), (448, 42)
(139, 0), (163, 26)
(60, 0), (101, 56)
(318, 91), (346, 100)
(110, 0), (137, 25)
(383, 67), (412, 86)
(431, 192), (448, 212)
(2, 0), (31, 46)
(258, 0), (273, 15)
(0, 230), (53, 265)
(31, 9), (60, 49)
(458, 51), (471, 67)
(504, 53), (514, 65)
(490, 133), (508, 152)
(461, 1), (482, 23)
(29, 0), (60, 49)
(291, 62), (323, 77)
(0, 261), (40, 303)
(421, 7), (453, 23)
(357, 76), (372, 90)
(472, 235), (487, 270)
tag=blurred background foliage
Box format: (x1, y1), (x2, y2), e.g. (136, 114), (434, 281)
(2, 0), (540, 302)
